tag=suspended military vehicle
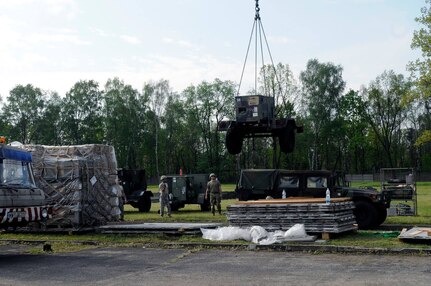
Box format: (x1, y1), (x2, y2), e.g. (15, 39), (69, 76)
(218, 0), (303, 155)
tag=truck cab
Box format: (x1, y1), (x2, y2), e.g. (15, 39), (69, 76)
(0, 143), (51, 228)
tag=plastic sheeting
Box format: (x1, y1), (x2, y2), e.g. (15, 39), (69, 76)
(24, 144), (122, 227)
(201, 224), (314, 245)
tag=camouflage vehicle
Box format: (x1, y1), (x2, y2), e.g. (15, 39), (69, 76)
(235, 169), (391, 229)
(0, 143), (52, 228)
(163, 174), (210, 211)
(218, 95), (303, 154)
(118, 169), (153, 212)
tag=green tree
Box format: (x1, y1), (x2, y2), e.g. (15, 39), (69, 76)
(61, 80), (104, 144)
(2, 84), (45, 144)
(163, 94), (189, 174)
(104, 78), (145, 169)
(300, 59), (346, 170)
(338, 90), (373, 173)
(409, 0), (431, 170)
(143, 79), (171, 178)
(362, 70), (412, 168)
(183, 79), (235, 175)
(0, 96), (12, 139)
(409, 0), (431, 119)
(34, 92), (63, 145)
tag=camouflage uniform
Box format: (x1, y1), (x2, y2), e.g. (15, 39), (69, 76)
(207, 179), (222, 215)
(159, 181), (171, 217)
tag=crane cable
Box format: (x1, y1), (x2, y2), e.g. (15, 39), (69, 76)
(237, 0), (283, 107)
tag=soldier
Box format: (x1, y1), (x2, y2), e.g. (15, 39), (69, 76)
(116, 178), (127, 221)
(205, 173), (222, 215)
(159, 175), (171, 217)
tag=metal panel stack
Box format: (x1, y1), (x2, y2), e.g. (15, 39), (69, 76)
(227, 198), (357, 234)
(24, 144), (122, 228)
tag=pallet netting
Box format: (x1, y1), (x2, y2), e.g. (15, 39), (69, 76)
(25, 144), (122, 228)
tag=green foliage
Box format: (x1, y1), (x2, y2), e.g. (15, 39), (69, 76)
(183, 79), (235, 175)
(410, 0), (431, 101)
(2, 84), (45, 143)
(34, 92), (63, 145)
(61, 80), (104, 144)
(415, 130), (431, 147)
(362, 71), (412, 168)
(104, 77), (146, 169)
(299, 59), (346, 170)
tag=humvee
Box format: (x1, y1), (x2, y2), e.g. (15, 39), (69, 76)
(235, 169), (391, 229)
(163, 174), (210, 211)
(218, 95), (303, 154)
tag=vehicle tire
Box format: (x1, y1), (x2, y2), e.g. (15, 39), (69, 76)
(138, 195), (151, 212)
(226, 127), (243, 155)
(353, 200), (378, 230)
(200, 202), (210, 212)
(279, 125), (295, 153)
(374, 205), (388, 227)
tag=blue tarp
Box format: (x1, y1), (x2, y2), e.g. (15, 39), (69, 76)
(0, 145), (32, 162)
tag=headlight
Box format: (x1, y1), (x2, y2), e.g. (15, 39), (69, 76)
(41, 208), (48, 218)
(140, 191), (145, 196)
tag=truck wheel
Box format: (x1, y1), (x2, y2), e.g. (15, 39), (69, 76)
(138, 196), (151, 212)
(226, 127), (243, 155)
(375, 206), (388, 227)
(353, 201), (378, 230)
(279, 125), (295, 153)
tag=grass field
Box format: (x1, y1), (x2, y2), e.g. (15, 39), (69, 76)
(133, 182), (431, 225)
(0, 182), (430, 253)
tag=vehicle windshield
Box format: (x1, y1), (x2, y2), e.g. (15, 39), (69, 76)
(0, 159), (36, 187)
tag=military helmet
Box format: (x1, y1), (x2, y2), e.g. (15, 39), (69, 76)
(160, 175), (167, 181)
(209, 173), (216, 178)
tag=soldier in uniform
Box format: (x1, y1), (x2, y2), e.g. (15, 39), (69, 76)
(205, 173), (222, 215)
(159, 175), (171, 217)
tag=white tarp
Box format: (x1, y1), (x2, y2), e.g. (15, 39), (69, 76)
(201, 224), (315, 245)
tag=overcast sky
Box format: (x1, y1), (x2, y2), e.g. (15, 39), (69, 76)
(0, 0), (425, 98)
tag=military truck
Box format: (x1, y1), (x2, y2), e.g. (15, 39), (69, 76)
(218, 95), (303, 155)
(163, 174), (210, 211)
(235, 169), (391, 229)
(0, 142), (52, 228)
(118, 169), (153, 212)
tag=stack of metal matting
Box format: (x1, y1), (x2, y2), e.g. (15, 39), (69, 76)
(227, 198), (357, 234)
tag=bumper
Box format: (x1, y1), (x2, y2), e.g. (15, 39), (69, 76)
(0, 206), (52, 226)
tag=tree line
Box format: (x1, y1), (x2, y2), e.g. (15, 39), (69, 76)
(0, 2), (430, 182)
